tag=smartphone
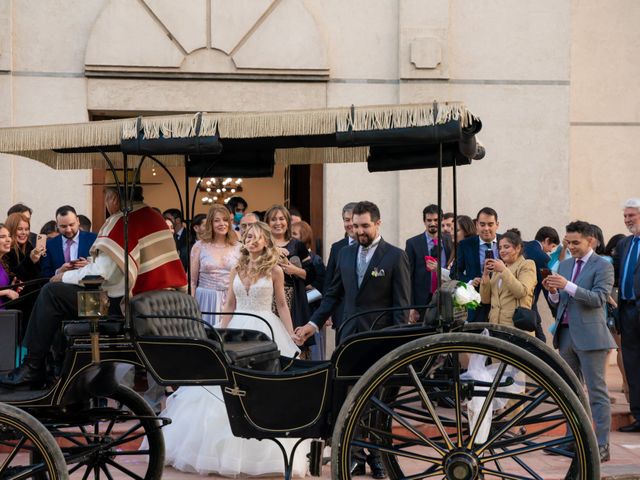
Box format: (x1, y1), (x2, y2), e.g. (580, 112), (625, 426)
(485, 250), (494, 260)
(540, 268), (552, 279)
(36, 234), (47, 252)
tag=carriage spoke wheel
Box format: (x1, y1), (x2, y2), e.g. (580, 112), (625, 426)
(0, 402), (67, 480)
(36, 386), (164, 480)
(332, 333), (598, 480)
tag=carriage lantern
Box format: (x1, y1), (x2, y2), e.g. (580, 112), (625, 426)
(77, 275), (108, 364)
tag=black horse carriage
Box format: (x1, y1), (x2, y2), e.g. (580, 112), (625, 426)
(0, 103), (598, 479)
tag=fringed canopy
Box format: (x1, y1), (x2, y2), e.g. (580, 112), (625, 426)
(0, 102), (480, 170)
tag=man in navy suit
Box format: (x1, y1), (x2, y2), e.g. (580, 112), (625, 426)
(40, 206), (97, 278)
(323, 202), (357, 335)
(296, 201), (410, 478)
(405, 204), (452, 323)
(524, 226), (560, 341)
(454, 207), (500, 322)
(616, 198), (640, 433)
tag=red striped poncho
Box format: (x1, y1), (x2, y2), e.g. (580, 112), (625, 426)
(90, 204), (187, 295)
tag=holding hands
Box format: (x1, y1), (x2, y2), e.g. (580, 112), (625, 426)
(293, 324), (315, 345)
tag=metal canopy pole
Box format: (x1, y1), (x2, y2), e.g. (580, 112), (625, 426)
(436, 142), (443, 326)
(122, 153), (131, 329)
(184, 154), (191, 290)
(452, 157), (458, 279)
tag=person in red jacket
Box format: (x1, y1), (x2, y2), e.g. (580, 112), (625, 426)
(0, 186), (187, 388)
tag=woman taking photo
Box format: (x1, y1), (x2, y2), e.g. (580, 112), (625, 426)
(264, 205), (315, 353)
(4, 213), (43, 330)
(480, 229), (537, 328)
(190, 205), (240, 326)
(0, 224), (20, 308)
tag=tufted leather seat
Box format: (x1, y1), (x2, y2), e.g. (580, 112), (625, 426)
(130, 290), (280, 371)
(130, 290), (207, 339)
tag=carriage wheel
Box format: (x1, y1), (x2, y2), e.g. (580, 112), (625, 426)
(331, 333), (598, 480)
(0, 402), (68, 480)
(39, 385), (164, 480)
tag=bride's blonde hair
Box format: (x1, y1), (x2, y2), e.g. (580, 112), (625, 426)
(236, 222), (279, 281)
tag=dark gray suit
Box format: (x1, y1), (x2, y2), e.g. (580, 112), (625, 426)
(551, 252), (615, 446)
(405, 232), (452, 308)
(614, 235), (640, 421)
(310, 238), (411, 343)
(324, 237), (351, 332)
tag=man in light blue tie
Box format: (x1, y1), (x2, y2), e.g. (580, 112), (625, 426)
(543, 221), (615, 462)
(616, 198), (640, 433)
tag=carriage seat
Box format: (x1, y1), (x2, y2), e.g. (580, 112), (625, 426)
(131, 290), (208, 338)
(131, 290), (280, 371)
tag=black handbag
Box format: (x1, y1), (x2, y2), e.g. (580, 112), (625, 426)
(512, 297), (536, 332)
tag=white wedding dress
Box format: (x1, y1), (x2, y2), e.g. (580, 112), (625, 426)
(155, 275), (309, 477)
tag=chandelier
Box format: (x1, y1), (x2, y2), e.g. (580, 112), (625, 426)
(199, 177), (243, 205)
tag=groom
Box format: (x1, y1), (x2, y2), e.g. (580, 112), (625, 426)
(295, 200), (410, 479)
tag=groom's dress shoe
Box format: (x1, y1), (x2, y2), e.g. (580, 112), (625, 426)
(619, 421), (640, 433)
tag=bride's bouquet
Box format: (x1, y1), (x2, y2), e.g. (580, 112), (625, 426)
(452, 282), (481, 310)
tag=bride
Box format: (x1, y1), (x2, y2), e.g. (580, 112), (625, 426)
(155, 222), (308, 476)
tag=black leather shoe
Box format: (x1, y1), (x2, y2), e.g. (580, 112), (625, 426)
(599, 444), (610, 463)
(367, 457), (387, 479)
(350, 461), (365, 476)
(619, 420), (640, 432)
(0, 357), (46, 388)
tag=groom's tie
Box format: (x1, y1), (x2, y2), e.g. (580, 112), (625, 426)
(357, 246), (369, 287)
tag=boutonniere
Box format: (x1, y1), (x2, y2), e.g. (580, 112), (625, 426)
(371, 267), (385, 278)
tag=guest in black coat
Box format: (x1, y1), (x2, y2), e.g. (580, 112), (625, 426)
(292, 220), (327, 360)
(323, 202), (358, 333)
(454, 207), (501, 322)
(405, 204), (452, 323)
(265, 205), (316, 353)
(4, 213), (45, 338)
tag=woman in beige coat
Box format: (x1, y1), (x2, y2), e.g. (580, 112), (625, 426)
(480, 229), (537, 327)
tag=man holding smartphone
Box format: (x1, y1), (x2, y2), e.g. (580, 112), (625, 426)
(39, 206), (97, 278)
(542, 221), (614, 462)
(454, 207), (501, 322)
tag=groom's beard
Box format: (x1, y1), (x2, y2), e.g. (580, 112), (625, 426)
(357, 234), (374, 247)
